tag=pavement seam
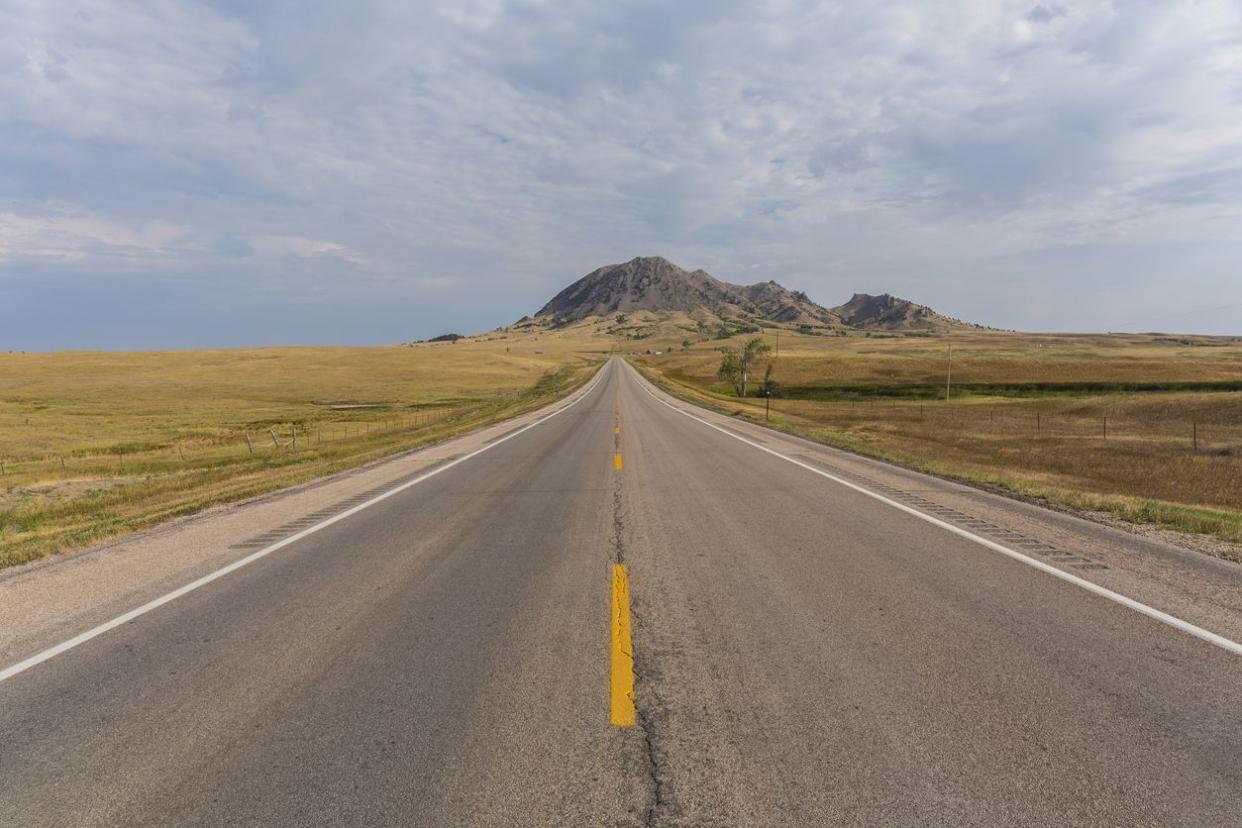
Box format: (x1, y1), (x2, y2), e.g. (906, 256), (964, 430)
(635, 701), (668, 828)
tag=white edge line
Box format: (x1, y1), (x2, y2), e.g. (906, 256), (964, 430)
(0, 364), (611, 684)
(627, 363), (1242, 658)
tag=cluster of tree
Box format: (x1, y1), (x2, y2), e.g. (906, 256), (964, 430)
(697, 320), (762, 340)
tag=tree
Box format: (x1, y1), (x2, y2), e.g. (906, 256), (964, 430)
(717, 337), (771, 397)
(739, 338), (771, 397)
(717, 348), (742, 395)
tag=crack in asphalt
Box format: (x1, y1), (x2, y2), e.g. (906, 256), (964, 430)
(630, 601), (673, 827)
(635, 699), (669, 828)
(612, 481), (627, 566)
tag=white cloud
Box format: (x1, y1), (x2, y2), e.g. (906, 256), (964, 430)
(0, 208), (361, 270)
(0, 208), (188, 263)
(248, 235), (366, 265)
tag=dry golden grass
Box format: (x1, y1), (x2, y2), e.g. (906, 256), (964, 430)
(634, 327), (1242, 554)
(645, 328), (1242, 388)
(0, 336), (604, 568)
(6, 313), (1241, 567)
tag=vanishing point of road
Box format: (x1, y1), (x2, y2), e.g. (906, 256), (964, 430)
(1, 359), (1239, 826)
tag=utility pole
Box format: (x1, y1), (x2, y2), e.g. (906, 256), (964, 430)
(945, 343), (953, 401)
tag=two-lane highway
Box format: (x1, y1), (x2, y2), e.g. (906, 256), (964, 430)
(1, 358), (1239, 826)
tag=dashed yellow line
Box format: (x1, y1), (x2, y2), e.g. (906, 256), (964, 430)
(610, 402), (633, 725)
(610, 564), (636, 726)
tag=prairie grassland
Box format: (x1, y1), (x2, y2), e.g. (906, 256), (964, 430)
(0, 337), (604, 568)
(646, 328), (1242, 388)
(634, 328), (1242, 555)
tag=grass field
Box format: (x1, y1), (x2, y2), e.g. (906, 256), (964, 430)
(0, 337), (605, 568)
(5, 314), (1241, 568)
(632, 326), (1242, 557)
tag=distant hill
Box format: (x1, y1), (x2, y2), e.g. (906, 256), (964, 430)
(532, 256), (980, 332)
(830, 293), (978, 331)
(535, 256), (840, 327)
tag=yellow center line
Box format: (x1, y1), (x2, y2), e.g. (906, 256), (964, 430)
(613, 452), (623, 470)
(610, 564), (636, 726)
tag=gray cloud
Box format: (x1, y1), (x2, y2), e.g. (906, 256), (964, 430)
(2, 0), (1241, 348)
(1026, 5), (1067, 25)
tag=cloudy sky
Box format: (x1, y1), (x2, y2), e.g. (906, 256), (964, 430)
(3, 1), (1241, 348)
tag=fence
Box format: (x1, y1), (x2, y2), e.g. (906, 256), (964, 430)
(767, 397), (1242, 454)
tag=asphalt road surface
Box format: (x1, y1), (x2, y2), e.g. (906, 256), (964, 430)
(2, 359), (1239, 826)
